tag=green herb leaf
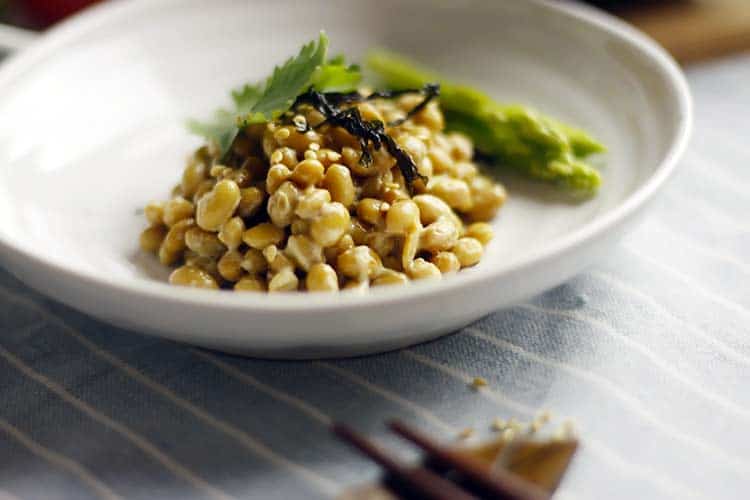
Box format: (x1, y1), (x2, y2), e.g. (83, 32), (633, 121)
(189, 33), (364, 155)
(186, 81), (262, 153)
(244, 32), (329, 125)
(311, 60), (362, 93)
(186, 110), (237, 155)
(327, 54), (347, 66)
(231, 84), (264, 112)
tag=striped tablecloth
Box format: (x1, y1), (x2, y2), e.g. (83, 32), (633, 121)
(1, 51), (748, 500)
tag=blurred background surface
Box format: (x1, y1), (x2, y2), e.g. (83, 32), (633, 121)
(2, 0), (750, 64)
(0, 2), (748, 500)
(0, 0), (102, 27)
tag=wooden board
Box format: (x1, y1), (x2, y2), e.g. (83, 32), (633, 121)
(616, 0), (750, 64)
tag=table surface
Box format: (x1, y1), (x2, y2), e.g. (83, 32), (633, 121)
(1, 50), (749, 500)
(620, 0), (750, 64)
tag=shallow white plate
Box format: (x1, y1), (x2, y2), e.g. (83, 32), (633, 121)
(0, 0), (691, 358)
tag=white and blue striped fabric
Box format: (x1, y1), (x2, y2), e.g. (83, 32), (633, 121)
(1, 51), (748, 500)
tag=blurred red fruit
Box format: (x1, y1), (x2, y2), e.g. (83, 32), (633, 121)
(21, 0), (102, 26)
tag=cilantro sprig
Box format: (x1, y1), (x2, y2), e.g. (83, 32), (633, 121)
(186, 83), (263, 154)
(188, 32), (361, 155)
(242, 33), (329, 125)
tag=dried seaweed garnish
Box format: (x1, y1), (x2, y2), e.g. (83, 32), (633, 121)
(386, 83), (440, 126)
(316, 83), (440, 127)
(289, 84), (440, 191)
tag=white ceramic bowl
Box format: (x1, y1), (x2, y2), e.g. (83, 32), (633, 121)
(0, 0), (691, 358)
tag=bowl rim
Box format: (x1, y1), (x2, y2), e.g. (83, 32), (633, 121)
(0, 0), (693, 313)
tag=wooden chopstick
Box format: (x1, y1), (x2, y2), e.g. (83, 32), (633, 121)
(332, 423), (478, 500)
(388, 420), (551, 500)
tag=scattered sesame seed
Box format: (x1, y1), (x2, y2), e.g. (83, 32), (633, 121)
(470, 377), (488, 389)
(209, 165), (227, 177)
(500, 428), (516, 442)
(552, 429), (566, 441)
(457, 427), (475, 440)
(529, 411), (552, 433)
(537, 410), (552, 424)
(491, 417), (506, 431)
(506, 417), (521, 431)
(292, 115), (307, 130)
(262, 245), (278, 262)
(552, 420), (577, 441)
(274, 127), (291, 141)
(270, 150), (283, 164)
(308, 142), (321, 152)
(562, 419), (576, 437)
(304, 150), (318, 160)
